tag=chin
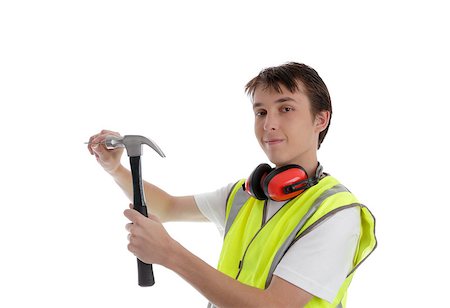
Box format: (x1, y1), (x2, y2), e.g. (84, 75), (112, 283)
(265, 151), (294, 167)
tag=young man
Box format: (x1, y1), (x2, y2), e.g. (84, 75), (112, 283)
(88, 62), (376, 307)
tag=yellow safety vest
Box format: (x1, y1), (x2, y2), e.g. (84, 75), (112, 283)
(216, 175), (377, 308)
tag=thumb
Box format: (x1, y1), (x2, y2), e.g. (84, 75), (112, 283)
(123, 208), (145, 223)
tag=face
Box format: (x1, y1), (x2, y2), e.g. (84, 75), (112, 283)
(252, 83), (328, 168)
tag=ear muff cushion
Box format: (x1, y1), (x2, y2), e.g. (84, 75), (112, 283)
(263, 164), (309, 201)
(245, 163), (272, 200)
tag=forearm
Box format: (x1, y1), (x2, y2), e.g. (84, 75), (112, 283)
(110, 165), (173, 221)
(164, 241), (278, 308)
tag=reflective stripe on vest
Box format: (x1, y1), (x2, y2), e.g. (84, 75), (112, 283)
(213, 175), (377, 308)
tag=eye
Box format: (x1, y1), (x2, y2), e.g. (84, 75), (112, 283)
(281, 106), (294, 113)
(255, 110), (267, 117)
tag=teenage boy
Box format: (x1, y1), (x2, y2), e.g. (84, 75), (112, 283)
(88, 62), (376, 307)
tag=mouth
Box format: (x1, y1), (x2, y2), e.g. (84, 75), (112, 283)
(264, 139), (284, 146)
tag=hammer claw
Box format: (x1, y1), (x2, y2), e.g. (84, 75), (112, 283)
(104, 135), (165, 158)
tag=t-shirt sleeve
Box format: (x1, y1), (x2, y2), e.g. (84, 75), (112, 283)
(194, 183), (235, 237)
(273, 206), (361, 303)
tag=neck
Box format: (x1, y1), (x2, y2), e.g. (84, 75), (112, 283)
(300, 159), (320, 178)
(275, 154), (319, 178)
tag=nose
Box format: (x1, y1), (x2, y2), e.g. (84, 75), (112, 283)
(263, 112), (279, 131)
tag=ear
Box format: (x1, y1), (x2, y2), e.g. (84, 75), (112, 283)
(314, 110), (330, 133)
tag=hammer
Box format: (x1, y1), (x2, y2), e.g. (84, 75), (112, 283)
(104, 134), (165, 287)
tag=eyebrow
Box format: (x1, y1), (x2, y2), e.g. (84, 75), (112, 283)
(252, 96), (296, 109)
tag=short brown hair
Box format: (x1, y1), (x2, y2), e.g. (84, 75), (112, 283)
(245, 62), (332, 149)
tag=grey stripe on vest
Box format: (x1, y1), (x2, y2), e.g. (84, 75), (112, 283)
(346, 204), (377, 277)
(265, 183), (350, 288)
(224, 187), (250, 237)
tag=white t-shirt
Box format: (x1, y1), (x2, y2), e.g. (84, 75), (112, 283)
(194, 182), (361, 303)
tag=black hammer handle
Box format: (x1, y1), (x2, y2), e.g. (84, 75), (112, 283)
(129, 156), (155, 287)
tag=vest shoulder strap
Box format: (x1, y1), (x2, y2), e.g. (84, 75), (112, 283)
(264, 183), (353, 288)
(224, 179), (249, 237)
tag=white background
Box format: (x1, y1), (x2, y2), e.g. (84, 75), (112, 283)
(1, 0), (449, 307)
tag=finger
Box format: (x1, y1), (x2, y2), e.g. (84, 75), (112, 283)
(91, 137), (110, 156)
(91, 145), (103, 160)
(125, 222), (134, 232)
(99, 129), (122, 143)
(91, 132), (122, 154)
(87, 134), (99, 154)
(124, 208), (144, 223)
(127, 242), (137, 255)
(101, 129), (120, 136)
(91, 134), (106, 146)
(87, 136), (94, 154)
(129, 203), (133, 209)
(92, 130), (116, 146)
(126, 232), (140, 256)
(91, 141), (104, 154)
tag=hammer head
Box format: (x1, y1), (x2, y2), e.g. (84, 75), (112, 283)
(105, 135), (165, 158)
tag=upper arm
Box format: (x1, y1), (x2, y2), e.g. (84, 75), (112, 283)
(265, 275), (313, 307)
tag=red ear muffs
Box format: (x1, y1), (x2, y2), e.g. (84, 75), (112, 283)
(263, 164), (310, 201)
(244, 163), (273, 200)
(244, 163), (322, 201)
